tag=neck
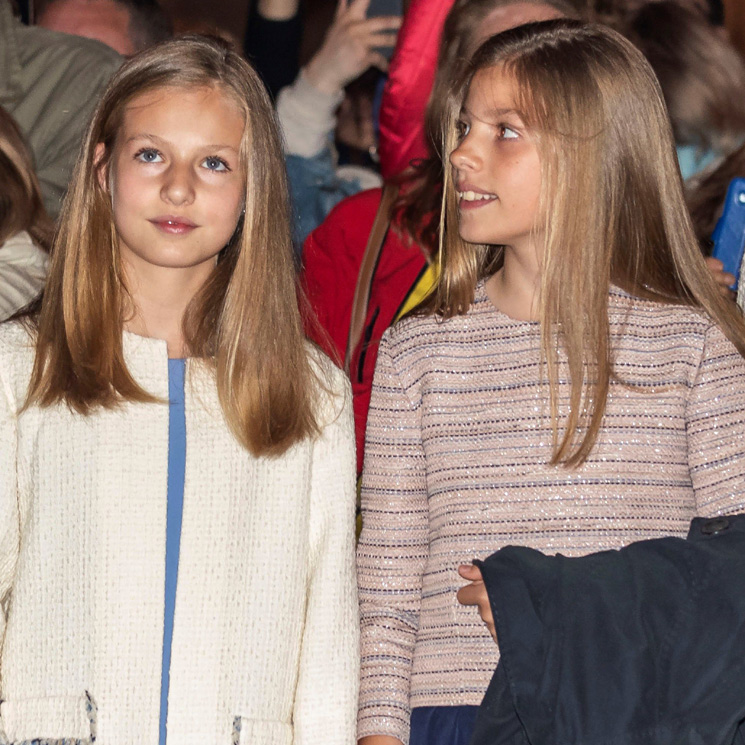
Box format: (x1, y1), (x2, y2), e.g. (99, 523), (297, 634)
(122, 260), (211, 358)
(485, 241), (541, 322)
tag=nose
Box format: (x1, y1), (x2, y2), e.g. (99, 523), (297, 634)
(161, 161), (195, 206)
(450, 136), (481, 173)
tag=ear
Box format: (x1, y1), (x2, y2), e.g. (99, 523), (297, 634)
(94, 143), (109, 191)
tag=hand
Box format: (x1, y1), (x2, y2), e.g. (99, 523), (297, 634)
(457, 564), (497, 644)
(705, 256), (736, 300)
(304, 0), (402, 95)
(358, 737), (405, 745)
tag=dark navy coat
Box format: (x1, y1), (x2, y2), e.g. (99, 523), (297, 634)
(472, 515), (745, 745)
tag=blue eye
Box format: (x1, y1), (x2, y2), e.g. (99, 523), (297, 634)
(135, 148), (163, 163)
(203, 157), (229, 172)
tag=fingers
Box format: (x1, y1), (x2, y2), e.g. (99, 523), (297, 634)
(367, 52), (389, 73)
(704, 256), (736, 297)
(360, 15), (402, 32)
(457, 564), (497, 643)
(347, 0), (372, 19)
(334, 0), (349, 19)
(458, 563), (483, 582)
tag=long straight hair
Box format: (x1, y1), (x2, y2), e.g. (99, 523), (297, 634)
(24, 35), (322, 456)
(435, 20), (745, 466)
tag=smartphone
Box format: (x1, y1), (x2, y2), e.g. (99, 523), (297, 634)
(366, 0), (403, 61)
(711, 177), (745, 290)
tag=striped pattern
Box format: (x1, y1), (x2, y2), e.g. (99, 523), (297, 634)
(357, 283), (745, 743)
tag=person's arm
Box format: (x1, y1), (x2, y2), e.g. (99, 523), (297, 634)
(276, 0), (400, 159)
(244, 0), (303, 98)
(377, 0), (455, 178)
(292, 365), (359, 743)
(686, 321), (745, 516)
(357, 334), (428, 743)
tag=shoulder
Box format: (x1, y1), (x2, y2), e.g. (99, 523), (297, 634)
(609, 288), (723, 347)
(15, 21), (121, 75)
(0, 320), (36, 406)
(382, 283), (499, 359)
(301, 188), (385, 297)
(305, 188), (383, 252)
(306, 342), (352, 428)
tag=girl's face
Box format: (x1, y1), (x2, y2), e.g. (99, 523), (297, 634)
(450, 66), (542, 252)
(102, 85), (245, 286)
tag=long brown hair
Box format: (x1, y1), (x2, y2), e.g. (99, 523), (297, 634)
(436, 19), (745, 466)
(24, 35), (322, 456)
(0, 106), (54, 250)
(393, 0), (579, 251)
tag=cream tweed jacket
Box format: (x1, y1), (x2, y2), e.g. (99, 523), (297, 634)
(0, 323), (359, 745)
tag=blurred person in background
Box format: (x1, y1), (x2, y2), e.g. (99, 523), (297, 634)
(36, 0), (172, 56)
(625, 0), (745, 297)
(247, 0), (401, 247)
(0, 106), (52, 320)
(0, 0), (121, 216)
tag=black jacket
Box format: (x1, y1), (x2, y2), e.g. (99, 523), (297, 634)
(472, 515), (745, 745)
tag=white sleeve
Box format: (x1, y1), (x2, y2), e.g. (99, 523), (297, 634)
(293, 368), (359, 744)
(0, 354), (21, 646)
(275, 70), (344, 158)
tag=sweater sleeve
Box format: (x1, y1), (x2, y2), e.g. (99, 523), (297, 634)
(377, 0), (455, 179)
(293, 367), (359, 745)
(357, 334), (428, 743)
(0, 352), (20, 648)
(686, 322), (745, 517)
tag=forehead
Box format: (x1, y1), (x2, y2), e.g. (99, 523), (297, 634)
(463, 66), (520, 116)
(119, 85), (246, 145)
(473, 3), (565, 51)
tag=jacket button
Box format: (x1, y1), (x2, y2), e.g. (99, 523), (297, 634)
(700, 517), (730, 535)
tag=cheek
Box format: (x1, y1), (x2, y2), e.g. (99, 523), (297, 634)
(109, 161), (148, 218)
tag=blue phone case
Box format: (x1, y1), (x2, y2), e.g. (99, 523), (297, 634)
(711, 177), (745, 290)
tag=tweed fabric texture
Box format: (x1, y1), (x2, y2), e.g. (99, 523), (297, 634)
(0, 323), (359, 745)
(357, 283), (745, 743)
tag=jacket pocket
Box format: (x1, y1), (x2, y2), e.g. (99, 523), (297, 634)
(231, 716), (292, 745)
(0, 691), (96, 745)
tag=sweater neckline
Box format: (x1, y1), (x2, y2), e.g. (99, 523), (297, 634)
(474, 280), (540, 328)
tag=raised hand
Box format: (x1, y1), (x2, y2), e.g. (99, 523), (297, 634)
(305, 0), (401, 95)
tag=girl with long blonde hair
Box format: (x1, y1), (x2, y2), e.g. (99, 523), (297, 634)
(0, 35), (358, 745)
(357, 19), (745, 745)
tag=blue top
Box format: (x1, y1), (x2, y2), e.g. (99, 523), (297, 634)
(159, 358), (187, 745)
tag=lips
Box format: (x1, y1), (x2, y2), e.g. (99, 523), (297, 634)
(149, 216), (198, 234)
(456, 183), (497, 208)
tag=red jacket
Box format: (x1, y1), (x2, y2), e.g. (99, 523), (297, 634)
(301, 0), (455, 473)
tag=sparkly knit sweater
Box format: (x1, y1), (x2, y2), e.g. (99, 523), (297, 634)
(357, 283), (745, 744)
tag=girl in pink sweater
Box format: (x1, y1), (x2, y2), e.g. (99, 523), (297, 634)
(357, 19), (745, 745)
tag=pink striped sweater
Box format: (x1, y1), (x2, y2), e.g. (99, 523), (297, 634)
(357, 282), (745, 743)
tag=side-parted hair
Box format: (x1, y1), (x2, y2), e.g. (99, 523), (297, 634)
(0, 106), (54, 250)
(394, 0), (579, 250)
(24, 35), (321, 456)
(435, 19), (745, 466)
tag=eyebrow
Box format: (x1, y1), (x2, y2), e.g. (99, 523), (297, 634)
(124, 133), (239, 151)
(461, 106), (522, 120)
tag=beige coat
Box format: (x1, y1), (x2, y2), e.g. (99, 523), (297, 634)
(0, 323), (359, 745)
